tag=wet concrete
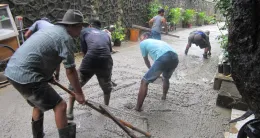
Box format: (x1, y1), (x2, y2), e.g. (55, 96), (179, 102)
(0, 23), (231, 138)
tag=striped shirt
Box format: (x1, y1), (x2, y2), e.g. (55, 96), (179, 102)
(5, 25), (75, 84)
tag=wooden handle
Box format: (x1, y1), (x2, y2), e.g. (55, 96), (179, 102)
(99, 105), (137, 138)
(53, 81), (151, 137)
(132, 24), (180, 38)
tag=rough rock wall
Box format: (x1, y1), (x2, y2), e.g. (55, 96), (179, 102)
(161, 0), (215, 15)
(228, 0), (260, 115)
(0, 0), (215, 28)
(0, 0), (150, 28)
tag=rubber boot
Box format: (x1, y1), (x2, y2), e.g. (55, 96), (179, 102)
(203, 53), (208, 59)
(104, 94), (110, 105)
(67, 97), (75, 120)
(185, 48), (189, 55)
(32, 114), (45, 138)
(58, 122), (76, 138)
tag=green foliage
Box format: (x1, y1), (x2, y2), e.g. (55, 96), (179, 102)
(73, 37), (81, 53)
(147, 0), (162, 19)
(214, 0), (232, 23)
(111, 22), (126, 42)
(214, 0), (232, 54)
(217, 34), (228, 50)
(168, 8), (182, 25)
(182, 9), (195, 24)
(205, 15), (217, 24)
(198, 12), (206, 20)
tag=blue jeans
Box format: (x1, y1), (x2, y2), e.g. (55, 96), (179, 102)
(151, 30), (161, 40)
(143, 51), (178, 83)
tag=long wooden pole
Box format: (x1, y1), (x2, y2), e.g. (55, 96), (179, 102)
(132, 24), (180, 38)
(53, 81), (151, 137)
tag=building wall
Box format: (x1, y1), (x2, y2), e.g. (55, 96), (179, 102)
(0, 0), (215, 28)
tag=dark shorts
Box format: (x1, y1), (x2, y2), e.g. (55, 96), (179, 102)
(151, 30), (161, 40)
(143, 51), (178, 83)
(8, 78), (62, 112)
(69, 56), (113, 95)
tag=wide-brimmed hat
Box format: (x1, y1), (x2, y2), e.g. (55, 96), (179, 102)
(56, 9), (88, 25)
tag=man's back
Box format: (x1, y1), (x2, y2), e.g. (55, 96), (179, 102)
(151, 15), (163, 33)
(5, 25), (75, 84)
(140, 39), (177, 61)
(80, 28), (112, 57)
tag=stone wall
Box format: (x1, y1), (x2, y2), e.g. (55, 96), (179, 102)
(161, 0), (215, 15)
(0, 0), (215, 28)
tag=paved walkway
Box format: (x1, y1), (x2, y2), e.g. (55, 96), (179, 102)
(0, 23), (230, 138)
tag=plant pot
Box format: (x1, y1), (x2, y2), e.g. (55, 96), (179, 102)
(187, 23), (192, 28)
(218, 63), (223, 73)
(114, 39), (121, 47)
(223, 62), (231, 76)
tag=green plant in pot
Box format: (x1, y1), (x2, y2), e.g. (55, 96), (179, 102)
(182, 9), (195, 28)
(111, 23), (126, 47)
(167, 7), (182, 31)
(148, 0), (163, 20)
(196, 11), (206, 26)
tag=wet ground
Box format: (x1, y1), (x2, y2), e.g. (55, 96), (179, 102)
(0, 23), (231, 138)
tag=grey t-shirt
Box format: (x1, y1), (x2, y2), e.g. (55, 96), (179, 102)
(151, 15), (163, 33)
(80, 28), (112, 57)
(5, 25), (75, 84)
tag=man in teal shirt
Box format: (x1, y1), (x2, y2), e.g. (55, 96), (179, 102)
(135, 32), (179, 111)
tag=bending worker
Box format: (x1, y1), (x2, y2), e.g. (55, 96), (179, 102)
(185, 30), (211, 59)
(67, 20), (113, 120)
(5, 9), (87, 138)
(135, 32), (179, 111)
(24, 17), (60, 80)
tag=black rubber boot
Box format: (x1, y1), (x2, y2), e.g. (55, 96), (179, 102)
(66, 97), (75, 120)
(58, 122), (76, 138)
(185, 48), (189, 55)
(203, 53), (208, 59)
(32, 114), (45, 138)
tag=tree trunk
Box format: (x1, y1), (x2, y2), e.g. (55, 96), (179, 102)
(229, 0), (260, 116)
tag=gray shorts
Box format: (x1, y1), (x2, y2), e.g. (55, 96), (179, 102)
(8, 78), (62, 112)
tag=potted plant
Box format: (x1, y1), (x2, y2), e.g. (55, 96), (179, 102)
(182, 9), (195, 28)
(111, 23), (126, 47)
(196, 11), (206, 26)
(167, 7), (182, 31)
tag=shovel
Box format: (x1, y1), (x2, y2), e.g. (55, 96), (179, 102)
(53, 80), (151, 138)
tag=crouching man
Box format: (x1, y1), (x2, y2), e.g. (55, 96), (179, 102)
(135, 32), (179, 111)
(185, 30), (211, 59)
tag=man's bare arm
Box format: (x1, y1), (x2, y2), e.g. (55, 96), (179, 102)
(162, 18), (168, 33)
(66, 67), (85, 104)
(24, 30), (33, 39)
(149, 18), (155, 28)
(143, 57), (151, 69)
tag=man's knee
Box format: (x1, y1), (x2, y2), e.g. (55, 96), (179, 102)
(54, 100), (67, 112)
(141, 79), (149, 86)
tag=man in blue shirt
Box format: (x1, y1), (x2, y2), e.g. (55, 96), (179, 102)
(24, 17), (54, 39)
(135, 32), (179, 111)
